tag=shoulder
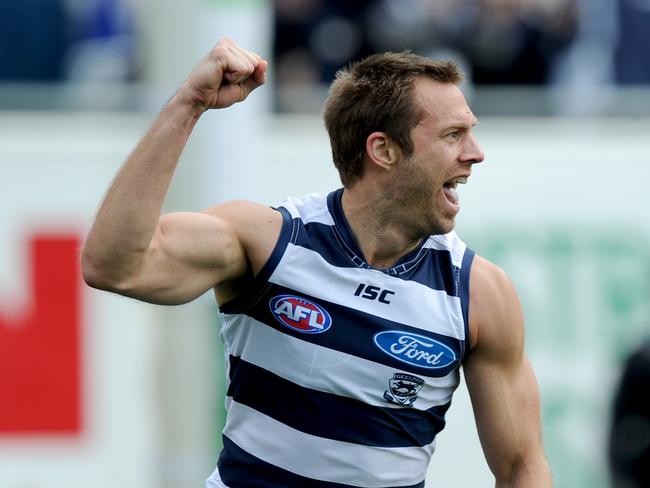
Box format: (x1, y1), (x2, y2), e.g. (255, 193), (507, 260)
(203, 198), (281, 232)
(204, 198), (283, 240)
(204, 199), (284, 277)
(468, 255), (524, 360)
(278, 192), (332, 224)
(204, 198), (277, 219)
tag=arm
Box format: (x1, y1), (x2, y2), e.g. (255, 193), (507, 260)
(464, 256), (552, 487)
(82, 39), (269, 305)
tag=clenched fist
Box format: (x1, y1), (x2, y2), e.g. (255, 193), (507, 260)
(181, 38), (267, 111)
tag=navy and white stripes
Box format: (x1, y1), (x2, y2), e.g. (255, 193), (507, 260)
(209, 189), (474, 488)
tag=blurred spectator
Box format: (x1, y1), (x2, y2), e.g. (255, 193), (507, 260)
(274, 0), (376, 112)
(458, 0), (578, 85)
(549, 0), (620, 114)
(615, 0), (650, 84)
(609, 339), (650, 488)
(273, 0), (579, 98)
(63, 0), (137, 82)
(0, 0), (68, 81)
(0, 0), (136, 83)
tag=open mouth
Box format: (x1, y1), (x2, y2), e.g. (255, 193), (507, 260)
(442, 177), (468, 207)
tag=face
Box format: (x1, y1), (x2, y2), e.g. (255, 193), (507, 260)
(392, 78), (484, 236)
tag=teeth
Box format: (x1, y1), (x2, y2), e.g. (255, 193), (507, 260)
(445, 177), (467, 189)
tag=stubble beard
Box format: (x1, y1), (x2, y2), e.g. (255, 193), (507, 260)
(393, 160), (454, 238)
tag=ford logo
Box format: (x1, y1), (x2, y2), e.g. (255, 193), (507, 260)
(269, 295), (332, 334)
(373, 331), (456, 369)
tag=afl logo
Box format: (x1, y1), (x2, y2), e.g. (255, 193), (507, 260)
(269, 295), (332, 334)
(373, 331), (456, 369)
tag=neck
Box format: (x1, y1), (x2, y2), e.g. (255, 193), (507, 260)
(341, 185), (423, 269)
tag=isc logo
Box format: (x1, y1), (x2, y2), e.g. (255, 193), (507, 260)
(354, 283), (395, 304)
(269, 295), (332, 334)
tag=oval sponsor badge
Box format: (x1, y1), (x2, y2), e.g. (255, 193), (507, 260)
(373, 330), (456, 369)
(269, 295), (332, 334)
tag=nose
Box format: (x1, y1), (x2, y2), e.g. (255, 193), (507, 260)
(461, 132), (485, 165)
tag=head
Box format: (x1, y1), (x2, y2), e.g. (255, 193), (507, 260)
(323, 52), (463, 188)
(323, 52), (484, 236)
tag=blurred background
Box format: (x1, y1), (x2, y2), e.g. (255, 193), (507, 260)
(1, 0), (649, 487)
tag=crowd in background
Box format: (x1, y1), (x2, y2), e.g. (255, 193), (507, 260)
(275, 0), (578, 87)
(274, 0), (650, 111)
(1, 0), (649, 109)
(0, 0), (136, 82)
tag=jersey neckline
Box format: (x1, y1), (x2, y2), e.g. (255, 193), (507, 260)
(326, 188), (429, 276)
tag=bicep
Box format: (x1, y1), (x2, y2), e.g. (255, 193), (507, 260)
(123, 211), (247, 304)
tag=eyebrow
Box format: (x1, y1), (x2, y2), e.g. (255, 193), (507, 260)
(440, 118), (479, 134)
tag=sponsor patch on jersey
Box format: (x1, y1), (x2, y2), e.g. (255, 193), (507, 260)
(269, 295), (332, 334)
(373, 331), (456, 369)
(384, 373), (424, 406)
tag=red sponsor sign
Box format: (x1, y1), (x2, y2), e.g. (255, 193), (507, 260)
(0, 235), (82, 435)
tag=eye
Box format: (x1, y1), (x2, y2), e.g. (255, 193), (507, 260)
(446, 131), (461, 141)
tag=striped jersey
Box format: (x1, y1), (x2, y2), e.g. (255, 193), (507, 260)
(211, 189), (474, 488)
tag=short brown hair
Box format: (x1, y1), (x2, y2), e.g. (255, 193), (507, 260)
(323, 52), (462, 187)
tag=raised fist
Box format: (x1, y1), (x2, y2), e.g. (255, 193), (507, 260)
(182, 38), (267, 111)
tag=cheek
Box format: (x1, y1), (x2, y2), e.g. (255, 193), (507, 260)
(419, 164), (445, 190)
(400, 151), (446, 195)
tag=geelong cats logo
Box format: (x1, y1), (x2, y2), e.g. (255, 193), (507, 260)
(269, 295), (332, 334)
(384, 373), (424, 406)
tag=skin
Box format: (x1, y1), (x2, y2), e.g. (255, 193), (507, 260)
(82, 38), (552, 486)
(341, 78), (483, 268)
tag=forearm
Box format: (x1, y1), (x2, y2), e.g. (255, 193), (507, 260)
(82, 87), (204, 286)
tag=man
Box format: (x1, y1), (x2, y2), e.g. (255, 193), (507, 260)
(609, 339), (650, 487)
(82, 38), (551, 487)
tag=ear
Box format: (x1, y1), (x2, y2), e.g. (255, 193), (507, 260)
(365, 132), (400, 171)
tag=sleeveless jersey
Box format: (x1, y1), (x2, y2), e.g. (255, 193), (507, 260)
(210, 189), (474, 488)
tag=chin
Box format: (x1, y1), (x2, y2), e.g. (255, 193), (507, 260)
(437, 214), (457, 234)
(423, 218), (454, 237)
(436, 223), (455, 236)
